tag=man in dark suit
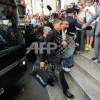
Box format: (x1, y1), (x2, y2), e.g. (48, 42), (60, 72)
(38, 26), (52, 42)
(38, 26), (55, 86)
(61, 19), (74, 72)
(40, 18), (74, 98)
(38, 26), (52, 62)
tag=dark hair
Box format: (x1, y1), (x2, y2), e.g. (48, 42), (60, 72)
(54, 18), (62, 23)
(62, 18), (69, 22)
(43, 16), (49, 21)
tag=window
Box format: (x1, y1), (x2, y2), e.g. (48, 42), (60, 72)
(0, 0), (10, 3)
(0, 4), (19, 51)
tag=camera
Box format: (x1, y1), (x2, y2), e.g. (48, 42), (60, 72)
(71, 3), (80, 14)
(52, 13), (58, 18)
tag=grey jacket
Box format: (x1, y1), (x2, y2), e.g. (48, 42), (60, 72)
(85, 8), (100, 36)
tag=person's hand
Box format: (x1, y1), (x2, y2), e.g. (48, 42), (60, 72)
(85, 9), (88, 13)
(88, 10), (91, 14)
(92, 25), (95, 29)
(82, 25), (87, 29)
(40, 62), (45, 67)
(62, 41), (67, 46)
(76, 43), (79, 47)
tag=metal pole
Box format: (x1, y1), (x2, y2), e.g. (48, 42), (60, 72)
(42, 1), (43, 13)
(56, 0), (57, 11)
(41, 0), (43, 13)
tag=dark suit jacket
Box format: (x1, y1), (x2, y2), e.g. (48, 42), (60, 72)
(38, 34), (46, 42)
(38, 35), (47, 60)
(39, 28), (62, 62)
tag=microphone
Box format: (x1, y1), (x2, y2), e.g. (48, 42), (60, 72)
(47, 5), (52, 11)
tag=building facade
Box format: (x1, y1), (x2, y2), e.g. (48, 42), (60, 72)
(16, 0), (97, 15)
(32, 0), (79, 15)
(25, 0), (33, 14)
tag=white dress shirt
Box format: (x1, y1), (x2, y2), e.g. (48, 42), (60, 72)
(62, 30), (67, 41)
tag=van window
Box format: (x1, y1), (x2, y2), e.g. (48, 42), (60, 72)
(0, 4), (19, 51)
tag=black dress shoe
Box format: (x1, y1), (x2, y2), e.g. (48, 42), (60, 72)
(48, 83), (54, 86)
(68, 64), (74, 68)
(63, 90), (74, 98)
(68, 62), (74, 68)
(97, 60), (100, 64)
(91, 57), (98, 60)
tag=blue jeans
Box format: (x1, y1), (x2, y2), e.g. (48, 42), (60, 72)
(61, 55), (73, 68)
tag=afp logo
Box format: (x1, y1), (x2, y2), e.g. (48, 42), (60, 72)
(26, 42), (57, 54)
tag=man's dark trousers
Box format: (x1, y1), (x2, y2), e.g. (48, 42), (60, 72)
(48, 56), (69, 91)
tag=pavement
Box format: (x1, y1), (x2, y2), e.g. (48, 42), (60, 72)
(0, 62), (50, 100)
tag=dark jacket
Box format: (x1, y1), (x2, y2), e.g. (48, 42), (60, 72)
(39, 28), (62, 62)
(38, 35), (47, 60)
(64, 16), (92, 33)
(38, 34), (46, 42)
(65, 16), (82, 33)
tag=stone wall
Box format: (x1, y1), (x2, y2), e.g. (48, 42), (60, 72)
(32, 0), (81, 15)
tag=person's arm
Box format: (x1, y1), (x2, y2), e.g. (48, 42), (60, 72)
(74, 18), (93, 30)
(88, 10), (94, 16)
(88, 6), (96, 16)
(76, 16), (85, 23)
(75, 12), (85, 23)
(38, 37), (47, 67)
(84, 10), (99, 27)
(74, 19), (82, 29)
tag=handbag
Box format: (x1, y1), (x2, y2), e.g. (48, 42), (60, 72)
(31, 60), (55, 88)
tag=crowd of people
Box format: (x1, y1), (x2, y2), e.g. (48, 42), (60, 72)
(23, 0), (100, 51)
(23, 0), (100, 99)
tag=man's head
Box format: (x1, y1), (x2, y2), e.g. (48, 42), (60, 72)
(87, 0), (92, 7)
(66, 8), (75, 17)
(99, 0), (100, 3)
(54, 18), (63, 32)
(43, 26), (52, 36)
(69, 3), (73, 8)
(93, 2), (98, 6)
(77, 1), (83, 6)
(31, 15), (34, 19)
(68, 12), (74, 17)
(27, 9), (30, 13)
(62, 19), (69, 30)
(79, 5), (83, 12)
(43, 16), (49, 22)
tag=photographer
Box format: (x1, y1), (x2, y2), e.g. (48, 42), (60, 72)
(84, 0), (96, 50)
(75, 5), (86, 52)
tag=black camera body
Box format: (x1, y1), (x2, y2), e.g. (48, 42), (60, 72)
(52, 13), (58, 18)
(71, 3), (80, 14)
